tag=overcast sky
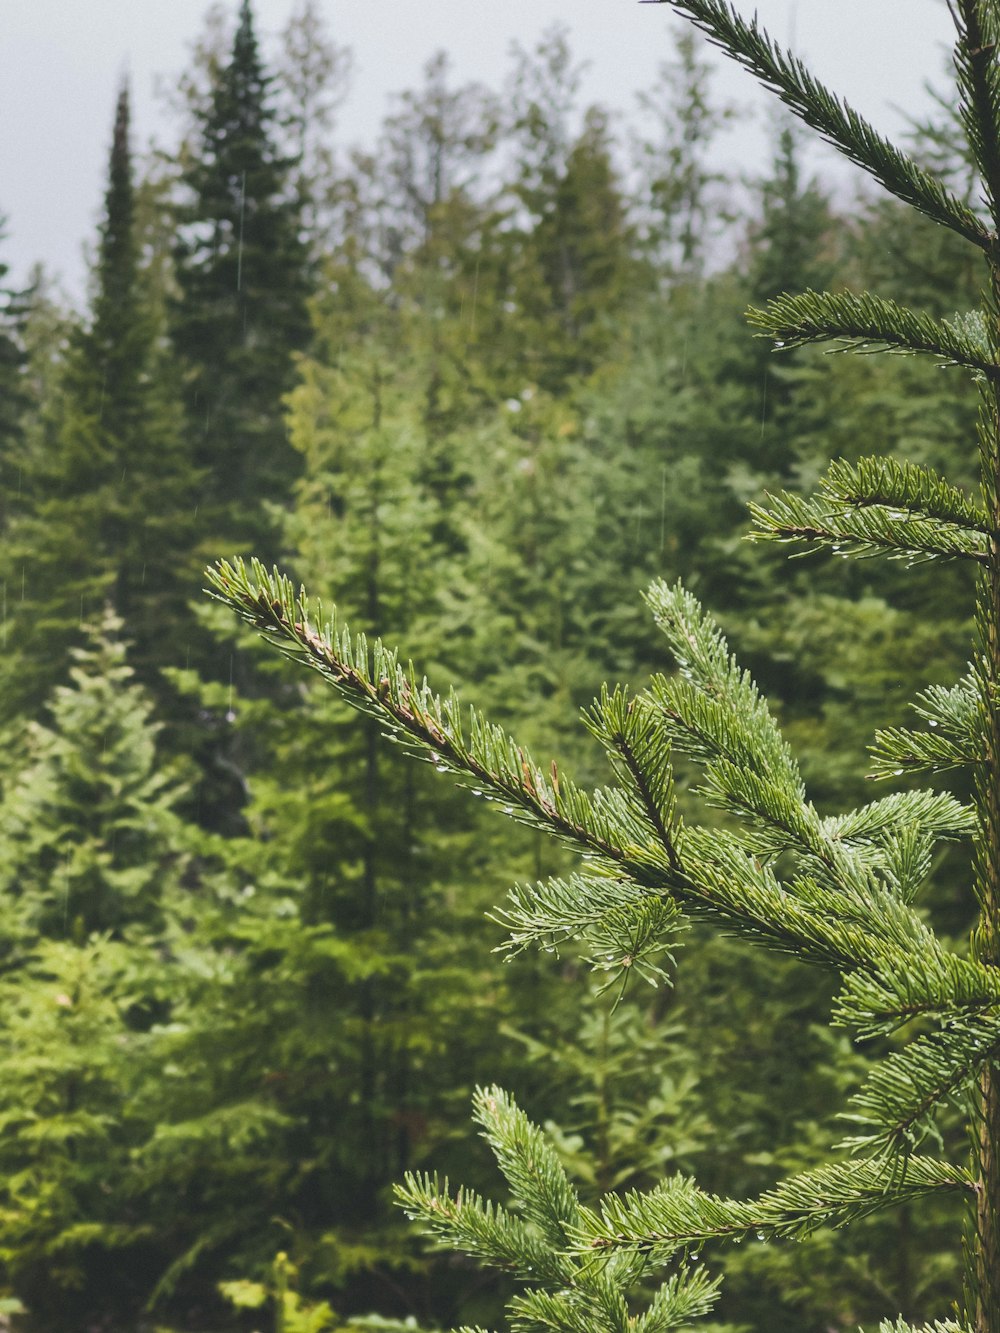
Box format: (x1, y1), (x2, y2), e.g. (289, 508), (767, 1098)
(1, 0), (955, 303)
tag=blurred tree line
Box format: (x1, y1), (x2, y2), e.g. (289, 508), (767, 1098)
(0, 2), (981, 1329)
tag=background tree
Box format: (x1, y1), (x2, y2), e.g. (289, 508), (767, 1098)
(0, 611), (209, 1329)
(0, 220), (30, 508)
(172, 0), (313, 560)
(632, 23), (739, 278)
(276, 0), (353, 255)
(0, 84), (200, 722)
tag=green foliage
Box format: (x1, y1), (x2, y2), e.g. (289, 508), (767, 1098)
(10, 2), (1000, 1328)
(0, 613), (215, 1327)
(172, 0), (313, 557)
(0, 84), (201, 720)
(751, 455), (990, 565)
(397, 1087), (722, 1333)
(748, 288), (993, 374)
(207, 5), (1000, 1330)
(220, 1252), (340, 1331)
(0, 607), (193, 937)
(0, 218), (30, 468)
(0, 936), (152, 1312)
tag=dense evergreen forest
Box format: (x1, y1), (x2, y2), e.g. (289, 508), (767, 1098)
(0, 2), (985, 1329)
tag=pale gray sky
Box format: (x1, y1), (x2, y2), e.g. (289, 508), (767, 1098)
(1, 0), (955, 303)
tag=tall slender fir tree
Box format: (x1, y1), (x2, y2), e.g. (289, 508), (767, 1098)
(172, 0), (313, 560)
(0, 84), (200, 719)
(0, 219), (30, 501)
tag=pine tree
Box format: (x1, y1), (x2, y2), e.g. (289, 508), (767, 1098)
(0, 610), (207, 1329)
(209, 4), (1000, 1330)
(749, 121), (836, 309)
(0, 218), (30, 494)
(0, 606), (194, 939)
(0, 84), (201, 719)
(632, 24), (738, 278)
(172, 0), (313, 558)
(503, 28), (636, 389)
(276, 0), (353, 254)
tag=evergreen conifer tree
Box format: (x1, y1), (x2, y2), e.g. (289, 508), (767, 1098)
(0, 610), (205, 1328)
(0, 218), (30, 492)
(0, 84), (201, 718)
(0, 606), (194, 939)
(503, 29), (635, 389)
(172, 0), (313, 559)
(632, 24), (738, 278)
(209, 4), (1000, 1330)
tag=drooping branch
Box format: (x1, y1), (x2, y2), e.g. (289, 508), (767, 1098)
(749, 289), (998, 380)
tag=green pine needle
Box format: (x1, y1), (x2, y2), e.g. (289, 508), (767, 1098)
(748, 290), (996, 376)
(646, 0), (991, 249)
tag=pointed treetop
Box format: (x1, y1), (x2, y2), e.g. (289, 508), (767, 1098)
(97, 78), (136, 314)
(235, 0), (259, 62)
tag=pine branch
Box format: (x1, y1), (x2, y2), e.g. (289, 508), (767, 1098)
(878, 825), (936, 903)
(510, 1266), (720, 1333)
(835, 949), (1000, 1039)
(207, 562), (968, 986)
(825, 790), (977, 847)
(821, 458), (989, 531)
(395, 1171), (570, 1282)
(509, 1282), (632, 1333)
(630, 1268), (721, 1333)
(644, 579), (825, 857)
(913, 674), (983, 733)
(750, 488), (990, 565)
(748, 290), (997, 377)
(878, 1319), (971, 1333)
(205, 562), (875, 973)
(643, 581), (806, 795)
(206, 559), (641, 869)
(952, 0), (1000, 236)
(871, 674), (983, 777)
(645, 581), (975, 892)
(576, 1156), (973, 1257)
(820, 794), (976, 907)
(677, 827), (936, 973)
(871, 726), (980, 776)
(584, 686), (682, 872)
(471, 1087), (582, 1253)
(398, 1089), (722, 1333)
(493, 874), (682, 965)
(842, 1012), (1000, 1155)
(495, 876), (684, 991)
(642, 0), (992, 251)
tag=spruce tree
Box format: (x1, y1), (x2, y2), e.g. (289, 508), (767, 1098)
(209, 4), (1000, 1329)
(503, 29), (635, 389)
(0, 606), (195, 940)
(0, 84), (200, 718)
(0, 610), (205, 1328)
(0, 218), (30, 493)
(172, 0), (312, 558)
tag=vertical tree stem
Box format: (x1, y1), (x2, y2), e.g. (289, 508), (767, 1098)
(975, 260), (1000, 1332)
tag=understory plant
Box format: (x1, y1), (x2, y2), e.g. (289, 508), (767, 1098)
(208, 2), (1000, 1330)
